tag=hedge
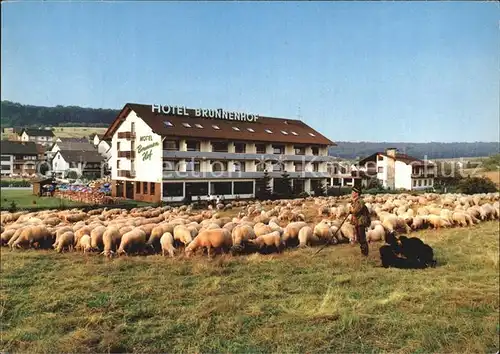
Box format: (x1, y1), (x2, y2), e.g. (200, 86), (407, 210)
(0, 180), (32, 187)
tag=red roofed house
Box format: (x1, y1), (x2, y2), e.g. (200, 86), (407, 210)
(102, 103), (337, 203)
(355, 148), (436, 190)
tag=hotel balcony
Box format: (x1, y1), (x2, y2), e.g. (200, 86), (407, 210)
(118, 131), (136, 140)
(118, 150), (136, 159)
(162, 150), (334, 163)
(162, 170), (331, 180)
(118, 169), (136, 178)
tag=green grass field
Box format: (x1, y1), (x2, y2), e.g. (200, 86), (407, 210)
(1, 221), (498, 353)
(0, 189), (85, 210)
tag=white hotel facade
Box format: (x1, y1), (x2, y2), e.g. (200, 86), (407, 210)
(103, 103), (340, 203)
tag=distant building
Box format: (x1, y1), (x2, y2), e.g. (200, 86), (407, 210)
(1, 141), (39, 177)
(52, 150), (105, 178)
(355, 148), (436, 190)
(19, 128), (55, 146)
(47, 140), (97, 161)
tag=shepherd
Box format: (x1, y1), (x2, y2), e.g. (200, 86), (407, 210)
(350, 186), (371, 257)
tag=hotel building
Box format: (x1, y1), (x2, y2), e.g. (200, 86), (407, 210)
(102, 103), (337, 203)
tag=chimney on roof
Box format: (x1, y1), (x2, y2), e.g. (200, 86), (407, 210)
(386, 148), (397, 158)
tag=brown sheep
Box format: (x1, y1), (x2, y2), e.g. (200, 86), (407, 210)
(185, 228), (232, 257)
(247, 231), (283, 252)
(298, 226), (319, 247)
(55, 231), (74, 253)
(231, 224), (256, 248)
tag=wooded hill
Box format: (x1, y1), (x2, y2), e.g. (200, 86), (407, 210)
(2, 101), (498, 159)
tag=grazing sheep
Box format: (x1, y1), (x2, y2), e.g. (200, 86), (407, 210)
(101, 227), (121, 257)
(231, 224), (256, 248)
(11, 226), (52, 249)
(185, 228), (232, 257)
(367, 224), (386, 243)
(313, 220), (333, 243)
(77, 234), (92, 253)
(160, 232), (176, 257)
(298, 226), (319, 247)
(247, 231), (283, 252)
(117, 229), (147, 256)
(90, 226), (107, 251)
(282, 221), (308, 246)
(173, 225), (193, 247)
(55, 231), (74, 253)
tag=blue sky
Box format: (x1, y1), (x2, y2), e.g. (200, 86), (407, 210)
(1, 1), (499, 143)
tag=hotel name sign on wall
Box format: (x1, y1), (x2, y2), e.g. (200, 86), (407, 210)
(152, 104), (259, 122)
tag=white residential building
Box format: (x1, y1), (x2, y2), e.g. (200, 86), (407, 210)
(19, 129), (55, 146)
(356, 148), (436, 190)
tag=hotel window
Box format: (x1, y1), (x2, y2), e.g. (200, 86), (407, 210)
(291, 131), (298, 136)
(131, 122), (135, 132)
(247, 128), (255, 132)
(150, 183), (155, 195)
(272, 162), (283, 172)
(163, 160), (177, 171)
(273, 145), (285, 154)
(378, 167), (383, 173)
(309, 132), (316, 137)
(256, 162), (266, 172)
(312, 163), (319, 172)
(143, 182), (148, 194)
(186, 140), (200, 151)
(256, 144), (266, 154)
(163, 121), (173, 127)
(378, 155), (384, 161)
(234, 143), (246, 153)
(182, 123), (192, 128)
(211, 182), (232, 195)
(234, 161), (246, 172)
(163, 140), (179, 151)
(232, 127), (241, 131)
(163, 182), (183, 197)
(281, 131), (288, 135)
(116, 159), (120, 169)
(212, 161), (227, 172)
(294, 162), (304, 172)
(418, 180), (422, 186)
(186, 160), (200, 172)
(212, 125), (220, 130)
(311, 147), (319, 156)
(117, 142), (121, 151)
(234, 181), (253, 195)
(265, 129), (273, 134)
(195, 124), (203, 128)
(294, 146), (306, 155)
(212, 142), (228, 152)
(136, 182), (141, 194)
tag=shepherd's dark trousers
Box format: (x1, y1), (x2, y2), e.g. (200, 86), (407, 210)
(356, 226), (369, 256)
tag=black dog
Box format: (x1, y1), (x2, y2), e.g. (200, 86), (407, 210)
(380, 232), (437, 269)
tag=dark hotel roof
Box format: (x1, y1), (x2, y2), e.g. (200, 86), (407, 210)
(103, 103), (336, 146)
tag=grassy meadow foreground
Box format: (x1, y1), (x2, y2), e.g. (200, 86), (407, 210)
(1, 221), (499, 353)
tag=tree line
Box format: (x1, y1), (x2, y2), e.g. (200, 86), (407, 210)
(2, 101), (497, 160)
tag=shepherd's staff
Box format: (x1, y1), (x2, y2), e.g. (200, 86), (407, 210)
(313, 212), (351, 256)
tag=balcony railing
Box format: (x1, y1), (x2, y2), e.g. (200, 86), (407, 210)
(118, 169), (136, 178)
(118, 132), (136, 139)
(118, 150), (136, 159)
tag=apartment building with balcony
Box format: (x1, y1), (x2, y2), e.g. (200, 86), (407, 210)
(0, 141), (39, 177)
(356, 148), (436, 190)
(102, 103), (337, 203)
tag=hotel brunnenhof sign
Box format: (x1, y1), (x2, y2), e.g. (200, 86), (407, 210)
(152, 104), (259, 122)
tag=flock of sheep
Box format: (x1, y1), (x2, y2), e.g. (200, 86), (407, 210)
(1, 192), (499, 258)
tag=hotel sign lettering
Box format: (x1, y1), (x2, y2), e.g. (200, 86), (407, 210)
(152, 104), (259, 122)
(137, 135), (159, 161)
